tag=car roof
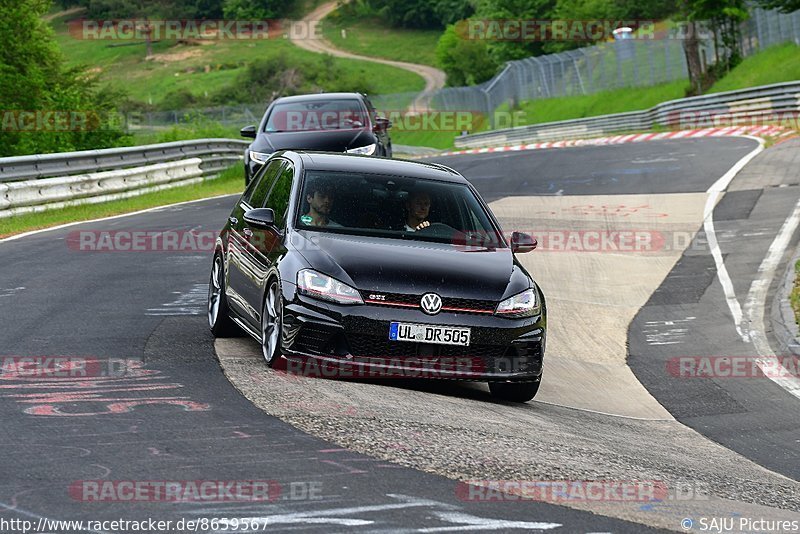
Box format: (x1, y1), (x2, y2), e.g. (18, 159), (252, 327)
(271, 93), (366, 104)
(289, 152), (466, 183)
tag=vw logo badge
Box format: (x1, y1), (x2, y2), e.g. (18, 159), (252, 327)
(420, 293), (443, 315)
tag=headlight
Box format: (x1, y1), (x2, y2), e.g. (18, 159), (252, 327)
(346, 143), (376, 155)
(495, 287), (540, 318)
(297, 269), (363, 305)
(249, 151), (271, 165)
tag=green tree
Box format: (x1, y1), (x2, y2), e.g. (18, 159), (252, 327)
(74, 0), (226, 18)
(473, 0), (558, 61)
(336, 0), (475, 29)
(677, 0), (749, 94)
(222, 0), (295, 19)
(755, 0), (800, 12)
(0, 0), (126, 155)
(436, 24), (499, 85)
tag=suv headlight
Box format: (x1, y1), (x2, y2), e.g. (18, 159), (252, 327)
(249, 151), (271, 165)
(297, 269), (363, 305)
(495, 287), (540, 318)
(346, 143), (376, 155)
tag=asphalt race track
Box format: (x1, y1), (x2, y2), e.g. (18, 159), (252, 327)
(1, 136), (799, 533)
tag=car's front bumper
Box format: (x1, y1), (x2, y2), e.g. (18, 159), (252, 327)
(279, 287), (546, 381)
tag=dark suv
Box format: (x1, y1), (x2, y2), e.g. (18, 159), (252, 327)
(240, 92), (392, 185)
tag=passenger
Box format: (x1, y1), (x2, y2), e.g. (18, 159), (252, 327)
(302, 178), (342, 227)
(404, 190), (432, 231)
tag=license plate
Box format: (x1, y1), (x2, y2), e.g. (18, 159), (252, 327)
(389, 322), (471, 346)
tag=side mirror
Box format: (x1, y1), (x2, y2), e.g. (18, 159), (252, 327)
(510, 231), (537, 253)
(243, 208), (275, 228)
(375, 116), (392, 130)
(240, 125), (257, 138)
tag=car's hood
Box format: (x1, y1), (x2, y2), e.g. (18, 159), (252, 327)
(259, 129), (375, 152)
(293, 231), (517, 301)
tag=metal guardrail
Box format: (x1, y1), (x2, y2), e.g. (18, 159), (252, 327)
(0, 139), (249, 182)
(454, 81), (800, 148)
(0, 139), (249, 218)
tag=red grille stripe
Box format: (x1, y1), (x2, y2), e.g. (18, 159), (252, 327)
(365, 299), (494, 314)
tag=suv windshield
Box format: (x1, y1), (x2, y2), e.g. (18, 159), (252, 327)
(265, 99), (369, 132)
(294, 171), (505, 248)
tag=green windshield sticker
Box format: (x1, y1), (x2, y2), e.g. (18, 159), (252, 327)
(301, 215), (313, 225)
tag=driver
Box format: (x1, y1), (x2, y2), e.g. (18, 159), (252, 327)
(302, 178), (342, 227)
(404, 189), (432, 231)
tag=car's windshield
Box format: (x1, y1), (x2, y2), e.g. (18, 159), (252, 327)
(265, 99), (369, 132)
(294, 171), (505, 248)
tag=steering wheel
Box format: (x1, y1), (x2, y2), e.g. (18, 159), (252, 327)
(416, 222), (456, 237)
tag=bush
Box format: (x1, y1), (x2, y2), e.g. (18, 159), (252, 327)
(70, 0), (229, 18)
(160, 88), (208, 110)
(208, 56), (376, 105)
(335, 0), (474, 29)
(151, 113), (235, 143)
(222, 0), (295, 19)
(436, 25), (499, 86)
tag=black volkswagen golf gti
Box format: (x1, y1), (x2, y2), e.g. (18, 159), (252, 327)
(208, 151), (546, 402)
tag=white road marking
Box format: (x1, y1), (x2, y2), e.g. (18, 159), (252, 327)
(703, 136), (765, 341)
(631, 157), (679, 163)
(0, 287), (25, 298)
(202, 494), (563, 532)
(146, 283), (208, 316)
(702, 135), (800, 401)
(0, 194), (237, 245)
(742, 197), (800, 400)
(643, 317), (696, 346)
(418, 511), (561, 531)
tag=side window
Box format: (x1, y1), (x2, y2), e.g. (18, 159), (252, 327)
(264, 163), (295, 226)
(243, 159), (285, 208)
(363, 97), (377, 122)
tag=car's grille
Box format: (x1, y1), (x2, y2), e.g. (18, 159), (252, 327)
(361, 291), (496, 314)
(346, 334), (508, 375)
(348, 334), (505, 359)
(291, 323), (340, 355)
(288, 327), (543, 376)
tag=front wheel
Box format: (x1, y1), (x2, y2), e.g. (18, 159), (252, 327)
(489, 379), (541, 402)
(261, 280), (283, 367)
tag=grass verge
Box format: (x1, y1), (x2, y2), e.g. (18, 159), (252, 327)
(0, 162), (244, 239)
(322, 14), (441, 67)
(506, 80), (689, 126)
(391, 130), (462, 150)
(50, 14), (425, 106)
(504, 43), (800, 130)
(708, 43), (800, 93)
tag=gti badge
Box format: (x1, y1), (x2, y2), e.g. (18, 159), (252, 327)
(420, 293), (443, 315)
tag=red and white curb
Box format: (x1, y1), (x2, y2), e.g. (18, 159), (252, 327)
(422, 125), (795, 158)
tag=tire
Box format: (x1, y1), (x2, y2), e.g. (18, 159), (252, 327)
(261, 279), (283, 367)
(489, 378), (541, 403)
(208, 253), (239, 337)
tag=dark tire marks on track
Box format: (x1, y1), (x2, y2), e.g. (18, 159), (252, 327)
(628, 140), (800, 481)
(0, 136), (771, 530)
(430, 137), (760, 199)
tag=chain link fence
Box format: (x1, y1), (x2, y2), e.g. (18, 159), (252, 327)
(428, 7), (800, 122)
(130, 7), (799, 132)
